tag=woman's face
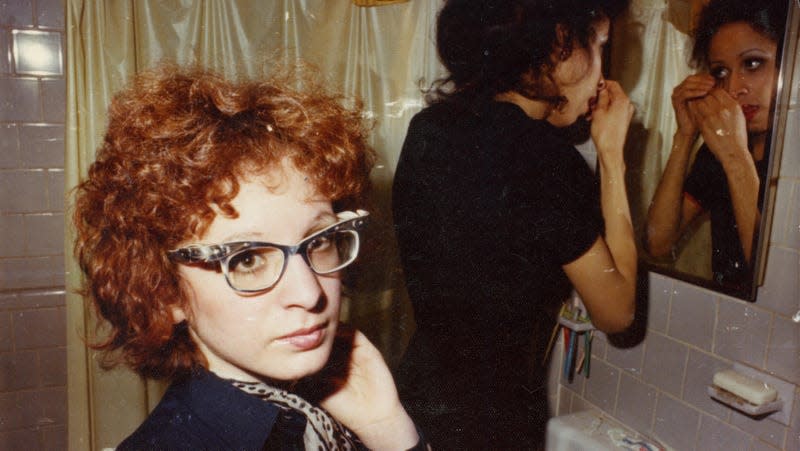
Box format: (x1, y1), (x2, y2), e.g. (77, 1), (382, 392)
(708, 22), (778, 134)
(172, 165), (342, 383)
(547, 18), (610, 128)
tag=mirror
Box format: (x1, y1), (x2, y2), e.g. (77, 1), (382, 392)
(609, 0), (796, 301)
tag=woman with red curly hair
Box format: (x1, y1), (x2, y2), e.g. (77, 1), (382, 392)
(74, 64), (424, 450)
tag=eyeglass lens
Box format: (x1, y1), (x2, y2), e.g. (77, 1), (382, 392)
(226, 230), (358, 291)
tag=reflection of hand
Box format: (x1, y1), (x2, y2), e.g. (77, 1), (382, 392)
(687, 88), (750, 166)
(302, 326), (419, 449)
(591, 80), (634, 163)
(672, 74), (715, 138)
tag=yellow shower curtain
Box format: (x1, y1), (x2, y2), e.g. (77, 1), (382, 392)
(65, 1), (444, 449)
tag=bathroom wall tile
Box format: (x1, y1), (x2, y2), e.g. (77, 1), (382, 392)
(789, 390), (800, 451)
(683, 349), (731, 418)
(751, 439), (781, 451)
(32, 386), (67, 425)
(614, 372), (656, 435)
(642, 332), (688, 398)
(20, 124), (65, 168)
(569, 393), (594, 414)
(0, 31), (9, 74)
(757, 247), (800, 317)
(780, 110), (800, 178)
(37, 0), (65, 29)
(647, 273), (672, 333)
(47, 169), (64, 211)
(2, 290), (65, 310)
(0, 429), (40, 451)
(765, 315), (800, 384)
(41, 78), (66, 124)
(605, 339), (644, 376)
(652, 393), (700, 451)
(0, 170), (48, 213)
(768, 179), (793, 245)
(697, 414), (753, 451)
(555, 385), (571, 416)
(39, 347), (66, 386)
(590, 331), (608, 359)
(0, 313), (12, 351)
(41, 425), (67, 451)
(0, 0), (34, 27)
(583, 358), (619, 413)
(12, 308), (65, 349)
(25, 214), (64, 255)
(0, 256), (63, 290)
(787, 182), (800, 251)
(0, 78), (41, 122)
(730, 407), (786, 449)
(0, 392), (38, 431)
(0, 214), (26, 257)
(0, 124), (20, 168)
(0, 350), (39, 391)
(714, 299), (771, 368)
(668, 282), (716, 351)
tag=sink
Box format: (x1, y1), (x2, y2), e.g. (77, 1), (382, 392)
(546, 409), (665, 451)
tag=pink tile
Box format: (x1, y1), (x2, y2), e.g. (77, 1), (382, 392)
(0, 350), (39, 390)
(652, 393), (700, 451)
(0, 170), (49, 212)
(697, 414), (754, 450)
(38, 347), (65, 386)
(683, 349), (731, 418)
(20, 124), (65, 168)
(41, 78), (66, 123)
(668, 282), (716, 351)
(605, 339), (644, 376)
(583, 359), (619, 413)
(641, 332), (688, 398)
(0, 312), (12, 351)
(614, 372), (656, 435)
(0, 78), (41, 122)
(765, 315), (800, 385)
(714, 299), (771, 367)
(47, 169), (65, 212)
(12, 307), (65, 349)
(646, 273), (672, 332)
(24, 214), (64, 256)
(757, 247), (800, 317)
(0, 123), (20, 168)
(0, 214), (26, 257)
(0, 0), (34, 27)
(36, 0), (65, 29)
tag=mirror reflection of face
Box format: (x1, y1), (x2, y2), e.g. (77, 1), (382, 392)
(548, 18), (610, 128)
(708, 22), (778, 134)
(171, 164), (342, 383)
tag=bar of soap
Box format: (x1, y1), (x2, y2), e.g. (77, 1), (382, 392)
(713, 369), (777, 405)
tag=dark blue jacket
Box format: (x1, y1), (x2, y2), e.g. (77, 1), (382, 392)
(117, 368), (307, 450)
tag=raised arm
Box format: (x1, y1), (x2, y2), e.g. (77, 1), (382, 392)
(689, 88), (760, 263)
(563, 80), (636, 334)
(646, 74), (714, 257)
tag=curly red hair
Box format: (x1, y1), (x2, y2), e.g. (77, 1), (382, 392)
(74, 64), (375, 380)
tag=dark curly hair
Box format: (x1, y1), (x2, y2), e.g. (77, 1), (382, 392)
(73, 63), (375, 380)
(692, 0), (788, 68)
(429, 0), (628, 106)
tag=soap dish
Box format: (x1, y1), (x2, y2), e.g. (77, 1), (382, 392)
(707, 384), (784, 416)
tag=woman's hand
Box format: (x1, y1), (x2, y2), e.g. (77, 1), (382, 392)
(672, 74), (715, 138)
(687, 87), (750, 165)
(302, 327), (419, 450)
(590, 80), (634, 164)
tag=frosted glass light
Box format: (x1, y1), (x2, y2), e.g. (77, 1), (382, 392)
(12, 30), (63, 76)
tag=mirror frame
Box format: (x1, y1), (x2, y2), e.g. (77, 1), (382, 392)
(637, 0), (799, 301)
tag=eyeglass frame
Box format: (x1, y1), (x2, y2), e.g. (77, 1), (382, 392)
(167, 210), (369, 294)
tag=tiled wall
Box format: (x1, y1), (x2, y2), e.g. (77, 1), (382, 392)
(0, 1), (68, 450)
(557, 15), (800, 451)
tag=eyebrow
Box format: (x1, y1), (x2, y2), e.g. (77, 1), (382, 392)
(217, 211), (338, 244)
